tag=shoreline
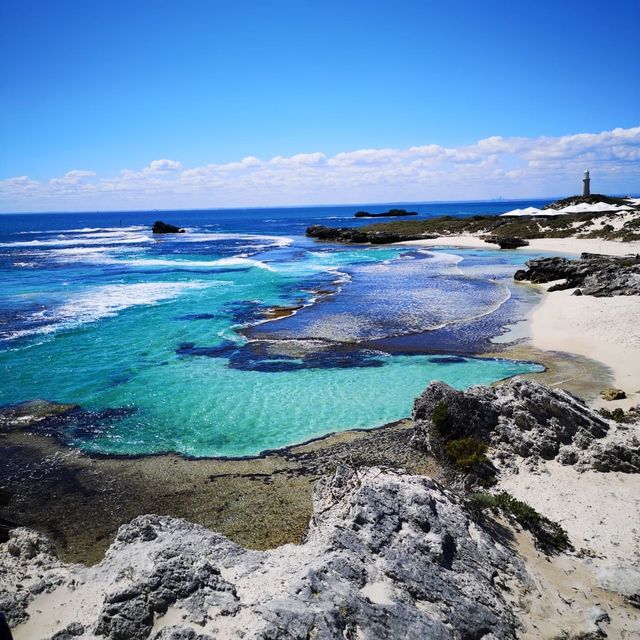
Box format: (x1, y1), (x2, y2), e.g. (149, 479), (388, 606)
(2, 235), (636, 569)
(400, 234), (640, 256)
(530, 286), (640, 409)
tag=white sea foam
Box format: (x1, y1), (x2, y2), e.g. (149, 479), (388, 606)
(124, 257), (276, 271)
(2, 282), (211, 341)
(0, 234), (152, 248)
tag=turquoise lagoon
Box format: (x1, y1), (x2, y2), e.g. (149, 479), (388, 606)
(0, 205), (546, 457)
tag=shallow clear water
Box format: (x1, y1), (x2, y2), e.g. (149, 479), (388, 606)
(0, 203), (547, 457)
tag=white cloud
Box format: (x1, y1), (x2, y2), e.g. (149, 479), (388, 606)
(147, 159), (182, 173)
(2, 126), (639, 212)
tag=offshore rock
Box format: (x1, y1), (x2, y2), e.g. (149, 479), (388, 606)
(1, 467), (528, 639)
(514, 253), (640, 296)
(354, 208), (418, 218)
(411, 379), (638, 473)
(152, 221), (185, 234)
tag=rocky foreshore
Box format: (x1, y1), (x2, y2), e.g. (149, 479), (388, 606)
(2, 380), (639, 639)
(514, 252), (640, 296)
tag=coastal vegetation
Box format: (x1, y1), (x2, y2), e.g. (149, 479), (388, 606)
(467, 491), (572, 552)
(307, 196), (640, 244)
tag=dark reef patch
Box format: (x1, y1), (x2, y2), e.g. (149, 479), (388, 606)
(176, 340), (387, 371)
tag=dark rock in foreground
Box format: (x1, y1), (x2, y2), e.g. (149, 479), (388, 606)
(152, 221), (185, 234)
(483, 235), (530, 250)
(514, 253), (640, 296)
(306, 224), (432, 244)
(354, 208), (418, 218)
(1, 467), (527, 639)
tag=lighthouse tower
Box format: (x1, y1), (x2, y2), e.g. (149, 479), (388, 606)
(583, 169), (591, 197)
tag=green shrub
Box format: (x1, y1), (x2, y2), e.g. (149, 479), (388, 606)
(444, 437), (487, 470)
(430, 401), (451, 434)
(468, 491), (571, 553)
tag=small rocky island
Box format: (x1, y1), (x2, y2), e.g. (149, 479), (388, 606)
(354, 208), (418, 218)
(152, 220), (185, 234)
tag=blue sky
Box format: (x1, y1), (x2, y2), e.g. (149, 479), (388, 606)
(1, 0), (639, 211)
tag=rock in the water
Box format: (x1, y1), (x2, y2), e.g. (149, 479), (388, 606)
(483, 235), (530, 249)
(1, 467), (529, 639)
(0, 399), (79, 433)
(514, 253), (640, 296)
(411, 379), (637, 474)
(152, 221), (185, 234)
(354, 208), (418, 218)
(601, 388), (627, 401)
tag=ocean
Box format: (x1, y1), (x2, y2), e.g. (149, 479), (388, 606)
(0, 201), (548, 457)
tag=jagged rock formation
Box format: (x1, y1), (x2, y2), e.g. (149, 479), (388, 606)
(306, 224), (430, 244)
(412, 379), (639, 474)
(152, 221), (185, 234)
(1, 467), (529, 640)
(483, 235), (529, 250)
(514, 253), (640, 296)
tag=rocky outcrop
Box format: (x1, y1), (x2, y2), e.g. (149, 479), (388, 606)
(354, 209), (418, 218)
(601, 388), (627, 401)
(514, 253), (640, 296)
(1, 467), (529, 639)
(483, 235), (529, 250)
(152, 221), (185, 234)
(306, 224), (432, 244)
(411, 379), (638, 474)
(0, 399), (79, 433)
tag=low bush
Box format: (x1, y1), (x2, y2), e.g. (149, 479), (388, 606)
(467, 491), (572, 553)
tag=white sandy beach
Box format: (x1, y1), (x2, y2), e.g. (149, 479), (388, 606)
(531, 287), (640, 409)
(402, 234), (640, 257)
(404, 234), (640, 408)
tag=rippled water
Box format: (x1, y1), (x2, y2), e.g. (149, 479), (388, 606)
(0, 204), (547, 456)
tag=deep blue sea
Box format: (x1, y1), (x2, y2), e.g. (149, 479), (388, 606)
(0, 200), (549, 457)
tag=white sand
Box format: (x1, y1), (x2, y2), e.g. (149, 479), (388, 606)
(401, 234), (640, 256)
(498, 460), (640, 598)
(531, 288), (640, 409)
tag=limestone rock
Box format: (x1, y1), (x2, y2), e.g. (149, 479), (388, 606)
(411, 379), (637, 474)
(601, 388), (627, 401)
(483, 235), (530, 249)
(514, 253), (640, 296)
(1, 468), (528, 639)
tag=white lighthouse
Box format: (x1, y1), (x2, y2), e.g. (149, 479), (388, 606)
(583, 169), (591, 197)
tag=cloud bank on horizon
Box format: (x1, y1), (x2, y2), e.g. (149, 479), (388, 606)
(2, 126), (639, 212)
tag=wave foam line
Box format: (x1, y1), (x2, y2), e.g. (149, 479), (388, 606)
(1, 282), (212, 342)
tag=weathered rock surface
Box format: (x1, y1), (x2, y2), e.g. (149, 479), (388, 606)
(412, 379), (638, 474)
(514, 253), (640, 296)
(0, 399), (79, 433)
(601, 387), (627, 401)
(152, 221), (185, 234)
(306, 224), (433, 244)
(483, 235), (530, 249)
(1, 467), (529, 639)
